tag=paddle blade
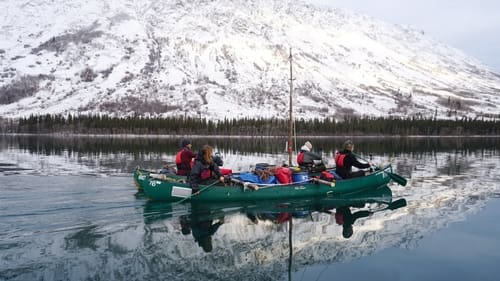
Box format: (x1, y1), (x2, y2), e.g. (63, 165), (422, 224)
(387, 198), (407, 210)
(388, 172), (407, 186)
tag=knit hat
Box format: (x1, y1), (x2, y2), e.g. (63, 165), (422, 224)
(181, 139), (191, 147)
(344, 140), (354, 150)
(304, 141), (313, 151)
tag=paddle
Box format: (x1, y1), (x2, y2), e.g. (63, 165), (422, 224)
(315, 198), (407, 217)
(352, 152), (408, 186)
(173, 179), (222, 205)
(368, 198), (407, 214)
(311, 177), (335, 187)
(386, 172), (407, 187)
(383, 198), (407, 211)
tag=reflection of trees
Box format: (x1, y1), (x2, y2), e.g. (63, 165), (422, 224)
(7, 135), (499, 156)
(436, 154), (470, 176)
(2, 135), (498, 175)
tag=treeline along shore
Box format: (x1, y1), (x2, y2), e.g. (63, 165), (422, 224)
(0, 114), (499, 136)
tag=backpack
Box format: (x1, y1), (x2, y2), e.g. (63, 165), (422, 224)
(320, 171), (335, 181)
(275, 167), (292, 184)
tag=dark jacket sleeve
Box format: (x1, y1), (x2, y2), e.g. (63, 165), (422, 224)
(347, 154), (370, 169)
(209, 221), (223, 235)
(210, 162), (222, 177)
(303, 151), (322, 164)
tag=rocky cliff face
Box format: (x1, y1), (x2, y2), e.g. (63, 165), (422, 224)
(1, 0), (499, 120)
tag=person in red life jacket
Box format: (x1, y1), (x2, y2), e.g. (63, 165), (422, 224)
(189, 145), (225, 194)
(176, 139), (196, 176)
(297, 141), (324, 171)
(335, 140), (372, 179)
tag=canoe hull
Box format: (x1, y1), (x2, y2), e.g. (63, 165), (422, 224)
(134, 165), (394, 202)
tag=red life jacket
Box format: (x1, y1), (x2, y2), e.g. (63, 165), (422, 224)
(200, 166), (212, 180)
(297, 152), (305, 165)
(176, 149), (194, 168)
(175, 149), (183, 165)
(335, 152), (346, 168)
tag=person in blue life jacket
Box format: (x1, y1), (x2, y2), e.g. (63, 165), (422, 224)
(189, 145), (225, 194)
(296, 141), (325, 172)
(335, 140), (372, 179)
(175, 138), (197, 176)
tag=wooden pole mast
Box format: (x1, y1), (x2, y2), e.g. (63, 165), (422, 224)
(288, 48), (294, 166)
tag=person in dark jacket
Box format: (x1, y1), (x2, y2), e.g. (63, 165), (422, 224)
(335, 206), (372, 238)
(297, 141), (325, 172)
(176, 139), (197, 176)
(335, 140), (371, 179)
(189, 145), (225, 194)
(179, 212), (224, 252)
(191, 216), (225, 252)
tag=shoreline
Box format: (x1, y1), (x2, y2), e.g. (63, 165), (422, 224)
(2, 133), (500, 139)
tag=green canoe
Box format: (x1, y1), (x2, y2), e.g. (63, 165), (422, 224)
(134, 165), (399, 202)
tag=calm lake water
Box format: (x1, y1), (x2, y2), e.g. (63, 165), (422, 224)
(1, 135), (500, 281)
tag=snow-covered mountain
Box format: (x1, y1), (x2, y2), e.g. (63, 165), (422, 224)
(1, 0), (499, 120)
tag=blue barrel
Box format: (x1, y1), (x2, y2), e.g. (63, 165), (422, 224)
(292, 172), (309, 182)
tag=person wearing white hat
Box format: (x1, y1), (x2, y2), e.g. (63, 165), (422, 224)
(297, 141), (324, 171)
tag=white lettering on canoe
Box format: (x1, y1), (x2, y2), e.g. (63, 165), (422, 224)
(172, 186), (191, 198)
(149, 180), (162, 187)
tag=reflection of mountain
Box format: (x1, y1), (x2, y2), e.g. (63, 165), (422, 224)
(2, 165), (499, 281)
(135, 186), (402, 280)
(391, 157), (500, 251)
(2, 137), (500, 280)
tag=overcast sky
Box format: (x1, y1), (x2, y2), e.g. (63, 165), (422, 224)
(306, 0), (500, 72)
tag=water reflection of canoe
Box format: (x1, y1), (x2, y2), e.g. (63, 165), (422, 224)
(134, 165), (396, 202)
(190, 184), (395, 218)
(143, 185), (396, 223)
(143, 185), (405, 252)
